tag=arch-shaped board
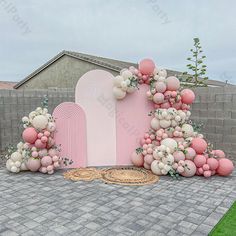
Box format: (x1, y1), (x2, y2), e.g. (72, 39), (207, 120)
(116, 85), (153, 165)
(53, 102), (87, 168)
(75, 70), (116, 166)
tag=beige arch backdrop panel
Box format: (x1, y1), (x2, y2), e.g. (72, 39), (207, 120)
(75, 70), (116, 166)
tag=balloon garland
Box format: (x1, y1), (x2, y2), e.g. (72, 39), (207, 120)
(113, 59), (234, 178)
(5, 97), (72, 174)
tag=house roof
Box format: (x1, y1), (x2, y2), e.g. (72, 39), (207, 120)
(14, 50), (232, 88)
(0, 81), (17, 89)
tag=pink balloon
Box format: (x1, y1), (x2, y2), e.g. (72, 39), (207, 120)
(166, 76), (180, 91)
(161, 102), (171, 109)
(131, 151), (144, 167)
(194, 155), (207, 167)
(46, 165), (54, 171)
(35, 139), (46, 149)
(52, 155), (59, 162)
(164, 90), (172, 99)
(173, 151), (185, 162)
(32, 151), (39, 158)
(41, 156), (53, 167)
(41, 136), (48, 143)
(217, 158), (234, 176)
(22, 127), (38, 144)
(202, 164), (210, 171)
(185, 147), (196, 160)
(26, 158), (41, 172)
(207, 158), (219, 170)
(144, 154), (154, 165)
(153, 93), (164, 104)
(44, 131), (50, 137)
(203, 170), (212, 178)
(37, 133), (44, 139)
(198, 167), (204, 175)
(143, 162), (151, 170)
(155, 82), (166, 93)
(39, 166), (47, 173)
(191, 138), (208, 154)
(138, 58), (155, 75)
(181, 89), (195, 104)
(181, 160), (196, 177)
(214, 150), (226, 159)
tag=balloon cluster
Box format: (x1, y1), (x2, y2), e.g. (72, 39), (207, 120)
(6, 107), (62, 174)
(114, 58), (234, 178)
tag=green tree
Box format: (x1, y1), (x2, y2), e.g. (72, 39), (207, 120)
(182, 38), (208, 87)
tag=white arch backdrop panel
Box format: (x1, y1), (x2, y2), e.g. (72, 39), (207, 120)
(75, 70), (116, 166)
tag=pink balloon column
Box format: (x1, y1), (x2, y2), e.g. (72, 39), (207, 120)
(6, 106), (65, 175)
(121, 58), (235, 178)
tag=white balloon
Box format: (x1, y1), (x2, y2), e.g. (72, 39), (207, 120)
(151, 160), (162, 175)
(182, 124), (194, 138)
(151, 118), (160, 130)
(22, 116), (29, 123)
(121, 81), (128, 91)
(6, 159), (11, 170)
(32, 115), (48, 130)
(122, 70), (133, 80)
(160, 119), (171, 128)
(20, 162), (28, 171)
(171, 120), (178, 127)
(113, 76), (124, 87)
(161, 138), (177, 153)
(11, 152), (22, 162)
(158, 69), (167, 77)
(113, 87), (126, 99)
(158, 162), (164, 169)
(161, 169), (168, 175)
(10, 166), (18, 173)
(15, 161), (21, 168)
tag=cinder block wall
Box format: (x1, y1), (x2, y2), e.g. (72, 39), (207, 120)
(0, 87), (235, 162)
(191, 86), (236, 162)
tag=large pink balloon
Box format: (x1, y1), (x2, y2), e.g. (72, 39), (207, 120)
(166, 76), (180, 91)
(131, 151), (144, 167)
(26, 158), (41, 172)
(194, 155), (207, 167)
(191, 138), (208, 154)
(181, 89), (195, 104)
(207, 158), (219, 170)
(138, 59), (155, 75)
(22, 127), (38, 144)
(181, 160), (196, 177)
(217, 158), (234, 176)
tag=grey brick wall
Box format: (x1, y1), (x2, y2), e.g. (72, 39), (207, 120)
(0, 87), (235, 162)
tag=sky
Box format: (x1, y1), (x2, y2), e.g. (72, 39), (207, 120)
(0, 0), (235, 84)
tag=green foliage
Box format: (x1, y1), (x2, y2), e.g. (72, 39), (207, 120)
(41, 95), (49, 109)
(182, 38), (208, 87)
(135, 147), (143, 154)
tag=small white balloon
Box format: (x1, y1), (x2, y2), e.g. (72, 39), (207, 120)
(113, 87), (126, 99)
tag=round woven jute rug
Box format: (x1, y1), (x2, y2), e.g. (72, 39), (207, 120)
(101, 167), (159, 186)
(63, 168), (102, 181)
(63, 167), (159, 186)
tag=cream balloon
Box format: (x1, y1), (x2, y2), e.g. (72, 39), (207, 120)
(113, 87), (126, 99)
(161, 138), (177, 153)
(11, 152), (22, 162)
(151, 160), (162, 175)
(160, 119), (171, 128)
(151, 118), (160, 130)
(182, 124), (194, 138)
(113, 76), (124, 87)
(32, 115), (48, 130)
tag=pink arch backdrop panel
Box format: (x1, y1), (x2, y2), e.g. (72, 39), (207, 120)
(53, 102), (87, 168)
(116, 85), (153, 165)
(75, 70), (116, 166)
